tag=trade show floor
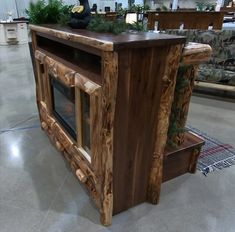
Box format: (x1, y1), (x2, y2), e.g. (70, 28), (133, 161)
(0, 44), (235, 232)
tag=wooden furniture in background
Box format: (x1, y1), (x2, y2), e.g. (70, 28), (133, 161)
(220, 6), (235, 13)
(0, 21), (28, 45)
(105, 12), (117, 21)
(147, 11), (225, 30)
(91, 12), (117, 21)
(221, 7), (235, 21)
(30, 24), (185, 225)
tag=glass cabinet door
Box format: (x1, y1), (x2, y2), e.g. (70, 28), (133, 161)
(81, 91), (91, 155)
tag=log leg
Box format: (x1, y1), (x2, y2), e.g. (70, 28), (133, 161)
(100, 52), (118, 226)
(148, 44), (183, 204)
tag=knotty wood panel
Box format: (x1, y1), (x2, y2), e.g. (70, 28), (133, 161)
(147, 44), (183, 204)
(99, 52), (118, 225)
(168, 43), (212, 145)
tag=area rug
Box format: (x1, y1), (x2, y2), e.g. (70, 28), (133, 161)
(188, 126), (235, 176)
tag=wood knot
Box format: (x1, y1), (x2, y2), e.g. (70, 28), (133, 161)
(41, 121), (48, 130)
(162, 75), (171, 84)
(76, 169), (87, 183)
(55, 141), (64, 151)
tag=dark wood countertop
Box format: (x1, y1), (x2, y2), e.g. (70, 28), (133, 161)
(30, 24), (186, 51)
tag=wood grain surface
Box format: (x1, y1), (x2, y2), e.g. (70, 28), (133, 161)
(30, 24), (185, 51)
(147, 44), (183, 204)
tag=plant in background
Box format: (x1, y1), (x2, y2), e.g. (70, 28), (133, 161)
(26, 0), (47, 24)
(88, 3), (149, 34)
(58, 4), (74, 25)
(161, 4), (169, 11)
(205, 3), (216, 11)
(196, 2), (216, 11)
(116, 7), (126, 19)
(26, 0), (73, 25)
(167, 65), (189, 147)
(128, 4), (150, 13)
(27, 0), (148, 34)
(195, 1), (206, 11)
(129, 21), (145, 31)
(88, 15), (128, 34)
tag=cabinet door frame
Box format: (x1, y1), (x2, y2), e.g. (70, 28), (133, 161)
(75, 73), (102, 165)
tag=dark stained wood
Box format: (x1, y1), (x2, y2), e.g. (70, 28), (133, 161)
(220, 6), (235, 13)
(30, 24), (185, 51)
(147, 11), (225, 30)
(163, 131), (204, 182)
(113, 44), (183, 214)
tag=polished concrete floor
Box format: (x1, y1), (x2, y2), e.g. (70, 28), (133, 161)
(0, 44), (235, 232)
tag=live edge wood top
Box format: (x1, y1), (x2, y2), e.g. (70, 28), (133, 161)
(30, 24), (186, 52)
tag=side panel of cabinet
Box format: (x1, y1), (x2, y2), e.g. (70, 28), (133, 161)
(113, 44), (183, 214)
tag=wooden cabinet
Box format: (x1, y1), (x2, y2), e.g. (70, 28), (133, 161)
(30, 24), (186, 225)
(147, 11), (225, 30)
(0, 21), (28, 45)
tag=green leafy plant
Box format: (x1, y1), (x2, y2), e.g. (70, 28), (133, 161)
(26, 0), (47, 24)
(129, 21), (145, 31)
(26, 0), (73, 25)
(88, 12), (148, 34)
(129, 4), (150, 13)
(88, 15), (128, 34)
(167, 65), (190, 147)
(205, 3), (216, 11)
(195, 1), (206, 11)
(196, 2), (216, 11)
(58, 5), (74, 25)
(161, 4), (169, 11)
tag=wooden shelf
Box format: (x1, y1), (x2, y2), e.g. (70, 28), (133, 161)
(163, 131), (205, 182)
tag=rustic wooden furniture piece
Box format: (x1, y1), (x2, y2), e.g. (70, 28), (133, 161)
(30, 24), (185, 225)
(147, 11), (225, 30)
(30, 24), (211, 226)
